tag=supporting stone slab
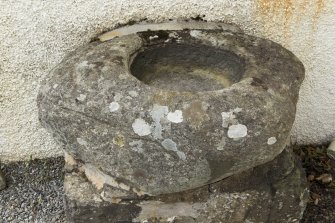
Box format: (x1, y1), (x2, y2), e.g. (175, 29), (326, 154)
(64, 147), (308, 223)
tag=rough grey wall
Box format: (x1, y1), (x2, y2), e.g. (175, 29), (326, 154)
(0, 0), (334, 161)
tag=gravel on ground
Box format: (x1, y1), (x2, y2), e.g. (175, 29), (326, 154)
(0, 157), (65, 223)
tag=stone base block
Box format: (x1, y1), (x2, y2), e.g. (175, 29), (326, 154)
(64, 148), (308, 223)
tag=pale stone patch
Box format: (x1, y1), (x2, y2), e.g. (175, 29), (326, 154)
(76, 94), (86, 102)
(64, 151), (77, 166)
(267, 137), (277, 145)
(149, 35), (159, 40)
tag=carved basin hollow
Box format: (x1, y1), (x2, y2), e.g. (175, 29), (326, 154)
(130, 43), (245, 91)
(38, 22), (305, 197)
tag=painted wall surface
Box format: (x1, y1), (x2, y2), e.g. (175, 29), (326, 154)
(0, 0), (334, 161)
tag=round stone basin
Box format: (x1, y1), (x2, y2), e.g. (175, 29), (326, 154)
(130, 43), (245, 92)
(38, 23), (304, 196)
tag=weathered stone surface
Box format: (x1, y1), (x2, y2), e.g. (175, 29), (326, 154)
(64, 148), (308, 223)
(38, 25), (304, 195)
(0, 170), (6, 190)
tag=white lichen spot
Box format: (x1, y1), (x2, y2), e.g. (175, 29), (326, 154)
(227, 124), (248, 139)
(132, 118), (151, 136)
(128, 91), (138, 97)
(267, 137), (277, 145)
(77, 138), (88, 146)
(53, 84), (58, 89)
(161, 139), (186, 160)
(76, 94), (86, 102)
(167, 110), (183, 123)
(109, 102), (120, 112)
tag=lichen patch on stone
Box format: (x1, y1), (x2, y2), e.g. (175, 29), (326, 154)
(227, 124), (248, 139)
(132, 118), (151, 136)
(216, 138), (226, 151)
(150, 105), (169, 122)
(112, 134), (125, 147)
(167, 110), (183, 123)
(129, 140), (144, 153)
(109, 102), (120, 112)
(221, 108), (242, 128)
(150, 104), (169, 139)
(184, 101), (209, 129)
(267, 137), (277, 145)
(161, 139), (186, 160)
(221, 112), (234, 128)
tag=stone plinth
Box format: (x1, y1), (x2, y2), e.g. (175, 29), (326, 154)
(64, 148), (308, 223)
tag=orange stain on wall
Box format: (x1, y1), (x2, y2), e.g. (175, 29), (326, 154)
(255, 0), (326, 43)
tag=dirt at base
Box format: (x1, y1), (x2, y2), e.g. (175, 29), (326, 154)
(294, 144), (335, 223)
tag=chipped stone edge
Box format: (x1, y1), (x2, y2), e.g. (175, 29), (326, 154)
(98, 21), (242, 42)
(64, 152), (149, 200)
